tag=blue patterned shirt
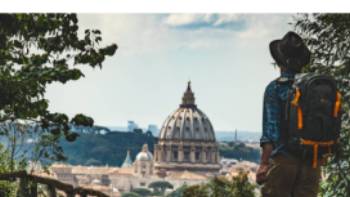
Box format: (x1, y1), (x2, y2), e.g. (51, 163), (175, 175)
(261, 70), (296, 156)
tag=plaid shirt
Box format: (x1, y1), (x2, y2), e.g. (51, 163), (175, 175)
(260, 70), (296, 156)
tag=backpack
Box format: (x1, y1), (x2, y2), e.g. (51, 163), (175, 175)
(281, 73), (342, 168)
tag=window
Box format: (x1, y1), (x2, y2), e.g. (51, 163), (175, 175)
(184, 129), (191, 139)
(173, 151), (178, 161)
(195, 147), (201, 161)
(207, 148), (211, 163)
(183, 146), (191, 162)
(172, 145), (178, 161)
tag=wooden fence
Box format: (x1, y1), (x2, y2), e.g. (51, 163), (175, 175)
(0, 171), (109, 197)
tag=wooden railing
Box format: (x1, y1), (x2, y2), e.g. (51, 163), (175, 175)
(0, 171), (109, 197)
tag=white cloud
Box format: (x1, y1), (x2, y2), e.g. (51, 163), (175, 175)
(163, 14), (245, 29)
(164, 14), (213, 27)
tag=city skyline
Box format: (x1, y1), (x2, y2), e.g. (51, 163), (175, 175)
(45, 14), (293, 132)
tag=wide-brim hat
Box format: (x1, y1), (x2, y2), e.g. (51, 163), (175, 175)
(269, 31), (311, 72)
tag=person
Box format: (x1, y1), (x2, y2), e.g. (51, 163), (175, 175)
(256, 31), (321, 197)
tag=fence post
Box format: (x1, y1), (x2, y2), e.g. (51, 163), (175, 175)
(17, 177), (28, 197)
(47, 185), (57, 197)
(29, 182), (37, 197)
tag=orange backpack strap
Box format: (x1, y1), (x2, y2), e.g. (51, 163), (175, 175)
(300, 138), (335, 168)
(291, 88), (303, 129)
(333, 91), (341, 118)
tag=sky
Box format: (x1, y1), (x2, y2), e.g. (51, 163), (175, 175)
(45, 14), (293, 132)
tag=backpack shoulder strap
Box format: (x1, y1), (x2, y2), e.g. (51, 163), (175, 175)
(276, 77), (295, 145)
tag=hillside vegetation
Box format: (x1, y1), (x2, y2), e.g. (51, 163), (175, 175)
(60, 130), (260, 166)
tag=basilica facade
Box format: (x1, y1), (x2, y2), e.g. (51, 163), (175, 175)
(153, 82), (221, 173)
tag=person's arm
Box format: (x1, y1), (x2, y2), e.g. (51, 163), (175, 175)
(256, 82), (280, 184)
(256, 143), (273, 184)
(260, 143), (273, 165)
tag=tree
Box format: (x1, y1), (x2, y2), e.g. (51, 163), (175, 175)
(0, 14), (117, 168)
(148, 181), (174, 195)
(183, 171), (255, 197)
(131, 188), (152, 196)
(0, 13), (117, 195)
(207, 177), (230, 197)
(121, 192), (142, 197)
(228, 171), (255, 197)
(167, 184), (188, 197)
(183, 184), (209, 197)
(293, 14), (350, 197)
(0, 144), (17, 197)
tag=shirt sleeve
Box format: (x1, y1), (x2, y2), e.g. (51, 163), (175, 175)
(260, 82), (281, 147)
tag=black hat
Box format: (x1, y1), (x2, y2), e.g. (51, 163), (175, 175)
(269, 31), (311, 72)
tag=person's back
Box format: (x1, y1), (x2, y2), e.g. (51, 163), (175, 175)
(257, 31), (321, 197)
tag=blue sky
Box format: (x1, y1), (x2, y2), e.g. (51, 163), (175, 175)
(45, 14), (293, 132)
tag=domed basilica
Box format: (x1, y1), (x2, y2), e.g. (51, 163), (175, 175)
(154, 82), (221, 173)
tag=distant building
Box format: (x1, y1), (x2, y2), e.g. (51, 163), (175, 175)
(154, 82), (221, 174)
(147, 124), (158, 135)
(51, 144), (208, 196)
(234, 129), (238, 142)
(127, 121), (138, 132)
(49, 82), (233, 196)
(134, 144), (154, 177)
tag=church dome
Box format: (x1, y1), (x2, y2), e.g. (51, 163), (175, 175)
(135, 144), (153, 161)
(158, 82), (216, 142)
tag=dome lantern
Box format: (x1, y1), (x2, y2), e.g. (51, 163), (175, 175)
(180, 81), (197, 108)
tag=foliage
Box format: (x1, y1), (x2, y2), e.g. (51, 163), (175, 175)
(228, 171), (255, 197)
(148, 180), (174, 195)
(0, 13), (117, 167)
(184, 184), (209, 197)
(166, 184), (188, 197)
(183, 171), (255, 197)
(60, 130), (157, 166)
(0, 145), (17, 197)
(121, 192), (142, 197)
(293, 13), (350, 197)
(219, 142), (260, 163)
(131, 187), (152, 196)
(207, 177), (231, 197)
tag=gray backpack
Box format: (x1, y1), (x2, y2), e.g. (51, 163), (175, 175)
(281, 73), (342, 168)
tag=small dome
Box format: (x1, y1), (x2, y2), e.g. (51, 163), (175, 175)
(158, 81), (216, 142)
(136, 144), (153, 161)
